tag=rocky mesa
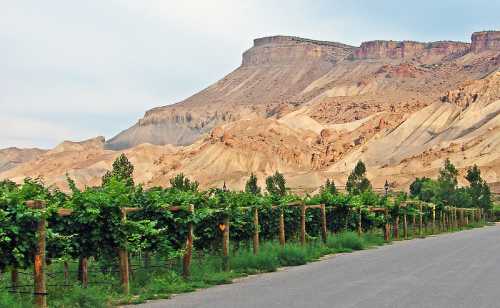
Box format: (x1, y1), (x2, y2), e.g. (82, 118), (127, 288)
(1, 30), (499, 193)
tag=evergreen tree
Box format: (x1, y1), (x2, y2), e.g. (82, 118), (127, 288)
(169, 173), (199, 192)
(320, 179), (337, 195)
(245, 173), (261, 195)
(409, 177), (438, 202)
(437, 158), (458, 206)
(102, 153), (134, 186)
(266, 171), (287, 197)
(466, 165), (492, 209)
(346, 161), (371, 195)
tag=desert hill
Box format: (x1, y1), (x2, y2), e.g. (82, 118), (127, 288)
(1, 31), (499, 193)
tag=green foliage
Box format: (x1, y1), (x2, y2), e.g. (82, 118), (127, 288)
(346, 161), (371, 195)
(320, 179), (337, 195)
(52, 285), (109, 308)
(410, 161), (492, 210)
(245, 173), (261, 195)
(266, 171), (287, 197)
(231, 244), (279, 273)
(437, 158), (458, 206)
(409, 177), (438, 202)
(102, 153), (134, 186)
(169, 173), (199, 192)
(0, 178), (49, 270)
(277, 244), (308, 266)
(326, 231), (365, 251)
(465, 165), (492, 210)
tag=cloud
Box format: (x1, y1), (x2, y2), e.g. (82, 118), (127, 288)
(0, 115), (99, 149)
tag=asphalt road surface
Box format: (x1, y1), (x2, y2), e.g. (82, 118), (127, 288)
(133, 225), (500, 308)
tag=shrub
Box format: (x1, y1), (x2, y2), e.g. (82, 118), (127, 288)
(277, 244), (308, 266)
(52, 286), (109, 308)
(327, 231), (365, 251)
(0, 291), (30, 308)
(231, 248), (279, 273)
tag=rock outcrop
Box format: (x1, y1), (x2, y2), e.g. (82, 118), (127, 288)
(242, 36), (354, 66)
(107, 31), (498, 151)
(471, 31), (500, 53)
(351, 40), (470, 63)
(4, 31), (499, 193)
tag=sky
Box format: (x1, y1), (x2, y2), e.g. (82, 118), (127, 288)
(1, 0), (499, 149)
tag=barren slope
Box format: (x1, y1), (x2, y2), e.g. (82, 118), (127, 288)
(1, 31), (499, 193)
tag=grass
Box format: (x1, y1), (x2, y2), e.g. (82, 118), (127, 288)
(1, 223), (489, 307)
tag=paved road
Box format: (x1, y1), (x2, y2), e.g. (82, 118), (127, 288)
(134, 225), (500, 308)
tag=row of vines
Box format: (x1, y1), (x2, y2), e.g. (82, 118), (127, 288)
(0, 156), (490, 307)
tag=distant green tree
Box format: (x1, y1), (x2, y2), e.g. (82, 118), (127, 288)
(245, 173), (261, 195)
(101, 153), (134, 186)
(169, 173), (199, 192)
(346, 161), (371, 195)
(320, 179), (337, 195)
(437, 158), (458, 206)
(465, 165), (492, 209)
(266, 171), (287, 197)
(409, 177), (439, 203)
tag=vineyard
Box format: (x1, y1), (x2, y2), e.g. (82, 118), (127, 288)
(0, 156), (492, 307)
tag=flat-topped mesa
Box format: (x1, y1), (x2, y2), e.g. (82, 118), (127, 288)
(351, 40), (470, 62)
(471, 31), (500, 53)
(242, 35), (355, 66)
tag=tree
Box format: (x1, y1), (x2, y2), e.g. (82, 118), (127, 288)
(466, 165), (492, 209)
(245, 173), (261, 195)
(266, 171), (287, 197)
(169, 173), (199, 192)
(346, 161), (371, 195)
(320, 179), (337, 195)
(437, 158), (458, 206)
(409, 177), (438, 202)
(102, 153), (134, 186)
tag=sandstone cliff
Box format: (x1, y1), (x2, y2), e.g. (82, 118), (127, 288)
(2, 31), (499, 193)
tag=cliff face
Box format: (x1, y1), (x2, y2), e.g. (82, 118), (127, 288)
(351, 40), (470, 62)
(242, 36), (354, 66)
(106, 36), (353, 150)
(106, 31), (500, 151)
(2, 32), (500, 192)
(471, 31), (500, 53)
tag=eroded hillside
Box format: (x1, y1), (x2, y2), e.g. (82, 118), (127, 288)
(1, 31), (499, 193)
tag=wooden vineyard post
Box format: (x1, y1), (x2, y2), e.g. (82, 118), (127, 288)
(419, 204), (423, 237)
(321, 204), (328, 243)
(253, 207), (260, 255)
(118, 209), (130, 295)
(279, 208), (286, 247)
(27, 200), (47, 308)
(432, 206), (436, 234)
(465, 211), (469, 225)
(384, 208), (390, 242)
(183, 204), (194, 278)
(63, 261), (69, 286)
(357, 207), (362, 236)
(222, 216), (230, 271)
(403, 213), (408, 239)
(11, 268), (18, 292)
(412, 213), (416, 237)
(459, 209), (464, 228)
(300, 204), (306, 245)
(454, 208), (458, 229)
(80, 257), (88, 288)
(393, 215), (399, 240)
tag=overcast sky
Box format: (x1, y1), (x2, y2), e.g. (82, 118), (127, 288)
(1, 0), (499, 149)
